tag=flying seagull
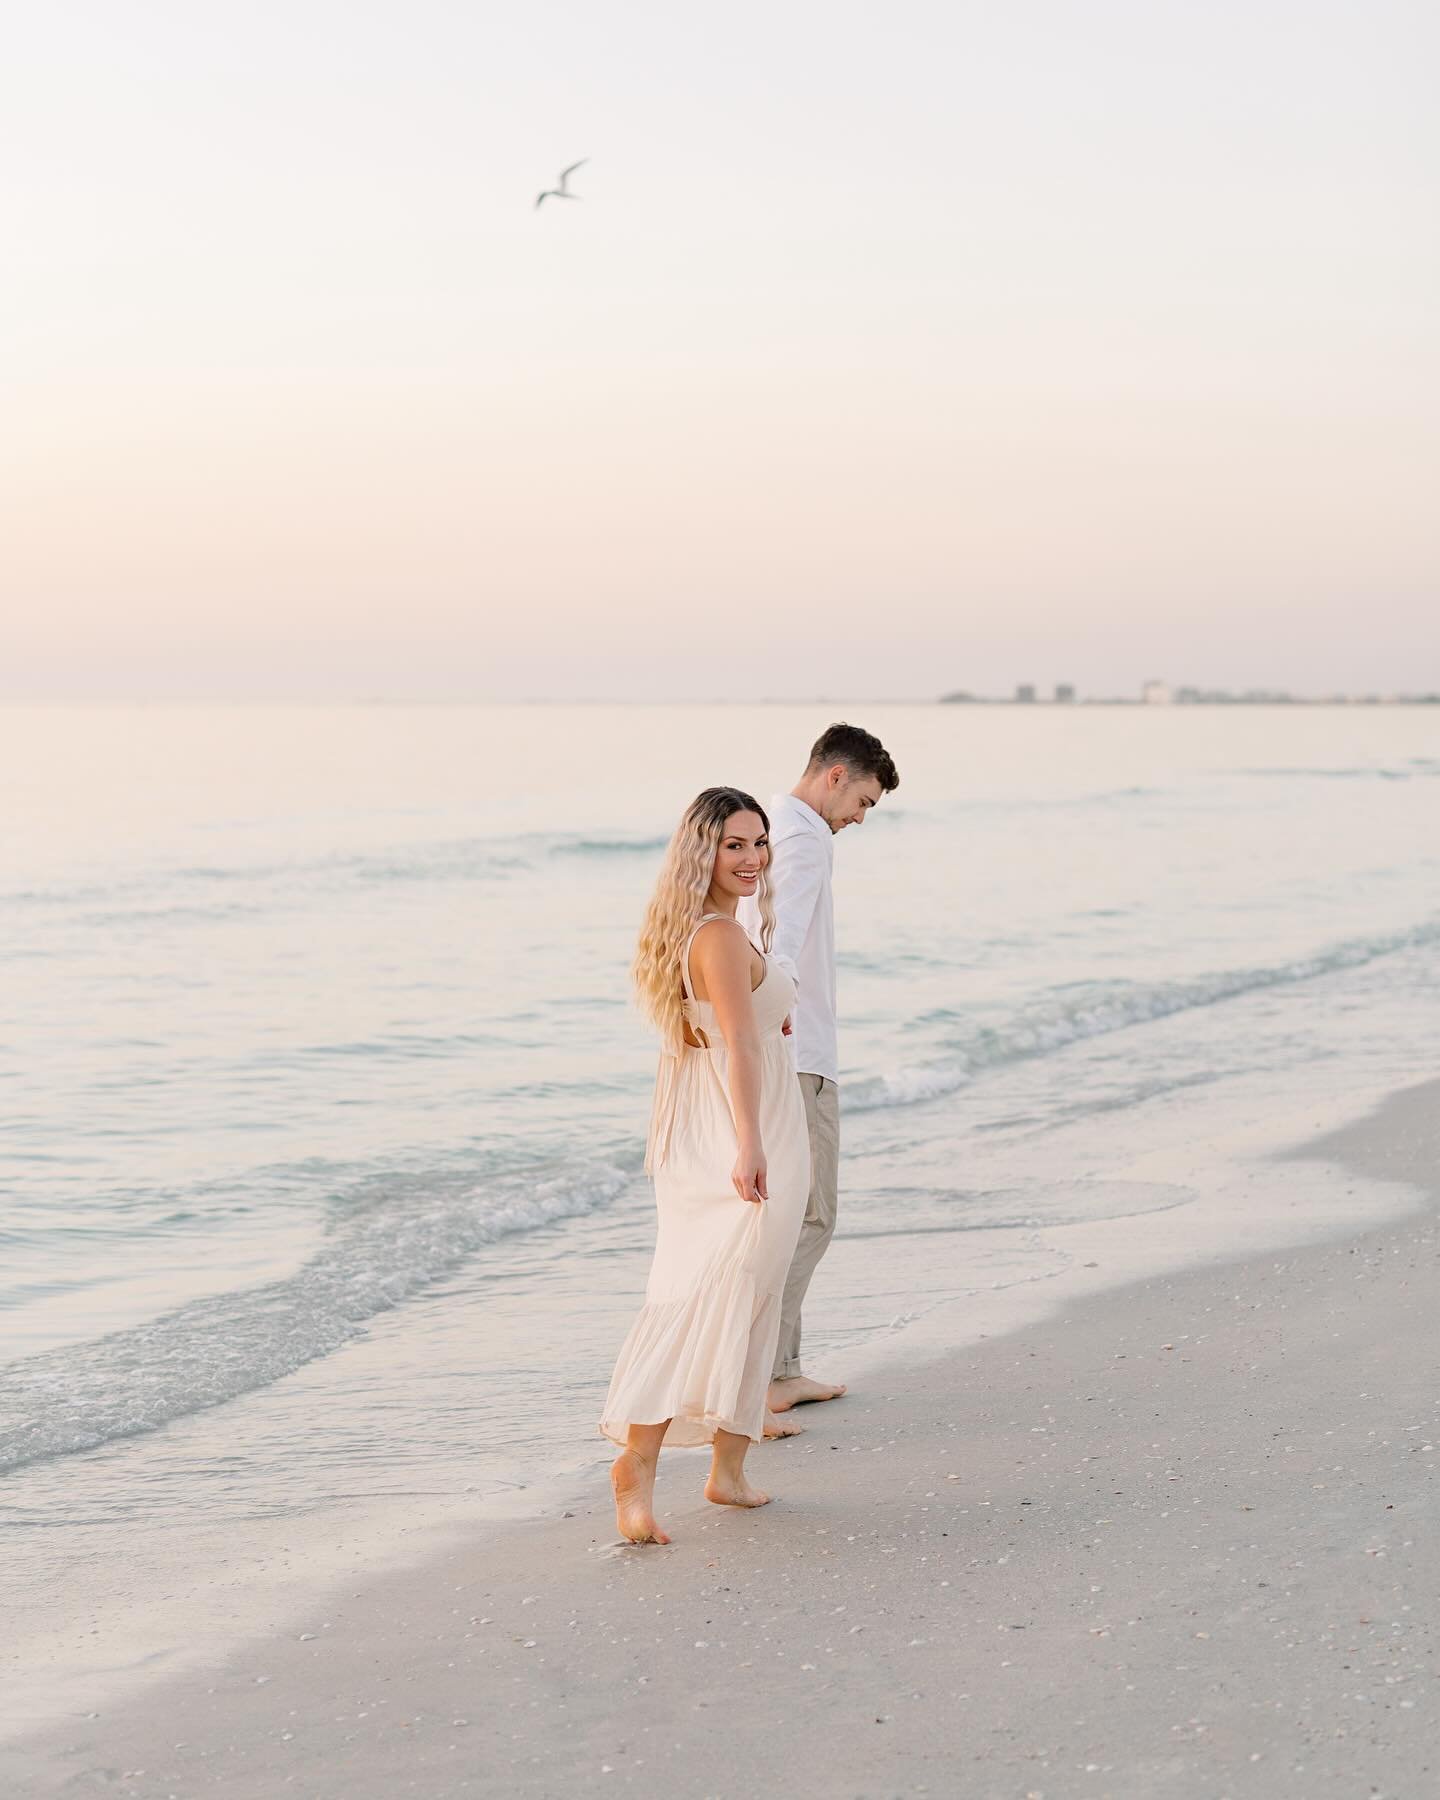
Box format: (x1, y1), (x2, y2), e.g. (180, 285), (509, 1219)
(535, 158), (588, 210)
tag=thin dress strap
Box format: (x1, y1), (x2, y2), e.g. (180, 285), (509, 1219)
(680, 913), (730, 1049)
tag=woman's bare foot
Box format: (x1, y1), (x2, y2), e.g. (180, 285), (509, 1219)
(611, 1450), (669, 1544)
(763, 1409), (805, 1439)
(768, 1373), (846, 1413)
(704, 1470), (772, 1508)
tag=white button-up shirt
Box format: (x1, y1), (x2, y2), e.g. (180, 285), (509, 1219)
(738, 793), (837, 1084)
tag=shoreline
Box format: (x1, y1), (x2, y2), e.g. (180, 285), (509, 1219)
(4, 1068), (1430, 1745)
(7, 1078), (1439, 1796)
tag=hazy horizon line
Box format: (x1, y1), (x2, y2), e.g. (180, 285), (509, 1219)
(4, 694), (1438, 710)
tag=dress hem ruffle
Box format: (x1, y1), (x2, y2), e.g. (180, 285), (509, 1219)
(598, 1257), (780, 1449)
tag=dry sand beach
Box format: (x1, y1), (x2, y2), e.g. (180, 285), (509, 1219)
(6, 1078), (1437, 1799)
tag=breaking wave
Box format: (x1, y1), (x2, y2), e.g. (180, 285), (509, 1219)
(0, 1159), (630, 1475)
(846, 917), (1440, 1113)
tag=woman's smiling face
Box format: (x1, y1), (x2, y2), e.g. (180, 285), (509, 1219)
(710, 810), (769, 902)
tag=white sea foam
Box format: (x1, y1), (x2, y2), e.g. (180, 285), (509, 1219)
(845, 917), (1440, 1113)
(843, 1178), (1196, 1236)
(0, 1160), (630, 1475)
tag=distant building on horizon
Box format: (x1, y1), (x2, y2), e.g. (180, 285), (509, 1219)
(1175, 685), (1298, 704)
(938, 682), (1440, 708)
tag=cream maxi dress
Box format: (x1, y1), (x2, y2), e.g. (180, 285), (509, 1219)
(600, 916), (810, 1448)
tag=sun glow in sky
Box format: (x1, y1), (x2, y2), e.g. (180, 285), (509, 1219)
(4, 1), (1437, 699)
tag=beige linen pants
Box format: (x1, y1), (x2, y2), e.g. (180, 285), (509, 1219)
(772, 1072), (839, 1380)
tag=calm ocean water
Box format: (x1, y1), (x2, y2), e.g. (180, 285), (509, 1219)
(3, 702), (1440, 1550)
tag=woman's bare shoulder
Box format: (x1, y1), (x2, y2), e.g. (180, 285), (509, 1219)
(689, 916), (751, 968)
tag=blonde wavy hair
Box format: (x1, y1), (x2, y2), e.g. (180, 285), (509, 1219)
(633, 787), (776, 1051)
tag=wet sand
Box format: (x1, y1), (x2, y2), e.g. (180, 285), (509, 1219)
(7, 1079), (1438, 1798)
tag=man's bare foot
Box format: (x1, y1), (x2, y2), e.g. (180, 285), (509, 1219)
(768, 1374), (847, 1414)
(611, 1450), (670, 1544)
(763, 1409), (805, 1439)
(704, 1472), (772, 1509)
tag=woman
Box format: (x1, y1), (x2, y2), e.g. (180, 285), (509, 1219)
(600, 787), (810, 1544)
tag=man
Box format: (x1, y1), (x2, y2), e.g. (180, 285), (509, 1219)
(738, 721), (900, 1432)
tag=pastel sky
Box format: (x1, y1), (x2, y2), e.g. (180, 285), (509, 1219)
(4, 1), (1436, 700)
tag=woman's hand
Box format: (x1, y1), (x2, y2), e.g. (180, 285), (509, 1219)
(781, 1014), (793, 1036)
(732, 1141), (768, 1204)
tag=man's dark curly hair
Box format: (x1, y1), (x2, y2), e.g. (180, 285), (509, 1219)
(805, 721), (899, 793)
